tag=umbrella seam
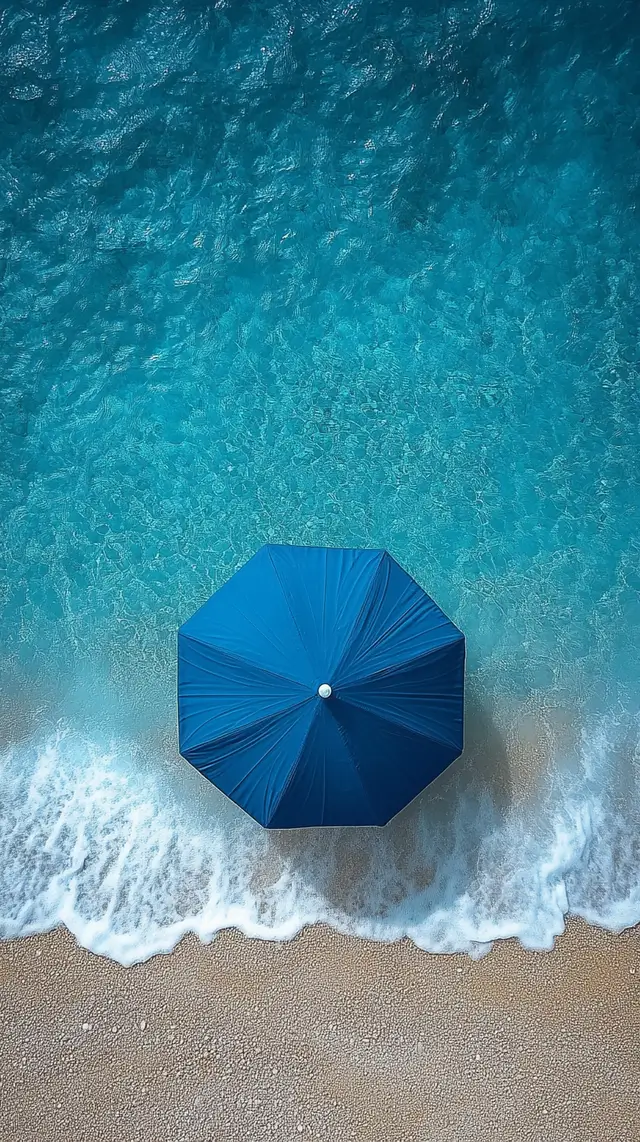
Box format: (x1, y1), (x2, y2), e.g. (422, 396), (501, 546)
(342, 601), (451, 671)
(333, 700), (462, 823)
(265, 547), (319, 681)
(337, 688), (464, 753)
(195, 705), (315, 826)
(330, 707), (383, 825)
(179, 633), (309, 691)
(336, 632), (465, 688)
(334, 553), (460, 682)
(384, 552), (466, 642)
(265, 701), (322, 827)
(181, 697), (314, 755)
(332, 549), (386, 680)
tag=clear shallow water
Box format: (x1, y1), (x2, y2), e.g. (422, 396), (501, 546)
(1, 0), (639, 963)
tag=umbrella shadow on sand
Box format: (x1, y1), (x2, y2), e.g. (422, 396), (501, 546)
(256, 692), (513, 935)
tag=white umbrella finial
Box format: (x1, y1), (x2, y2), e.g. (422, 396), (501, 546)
(318, 683), (332, 699)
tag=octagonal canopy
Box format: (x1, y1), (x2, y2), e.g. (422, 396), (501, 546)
(178, 545), (465, 828)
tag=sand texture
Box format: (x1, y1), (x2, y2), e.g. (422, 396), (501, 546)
(0, 922), (638, 1142)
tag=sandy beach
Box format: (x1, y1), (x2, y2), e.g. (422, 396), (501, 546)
(1, 922), (637, 1142)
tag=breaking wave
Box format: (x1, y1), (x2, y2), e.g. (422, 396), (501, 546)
(1, 714), (637, 965)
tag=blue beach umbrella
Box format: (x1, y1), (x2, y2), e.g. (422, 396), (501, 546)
(178, 545), (465, 828)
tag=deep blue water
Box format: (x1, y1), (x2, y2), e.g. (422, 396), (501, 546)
(0, 0), (639, 962)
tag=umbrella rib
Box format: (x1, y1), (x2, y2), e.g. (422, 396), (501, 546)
(180, 633), (309, 691)
(264, 704), (381, 827)
(383, 555), (465, 646)
(265, 548), (317, 679)
(333, 551), (463, 684)
(336, 633), (464, 688)
(332, 550), (386, 679)
(347, 598), (451, 665)
(181, 697), (313, 755)
(336, 578), (461, 680)
(224, 709), (311, 803)
(331, 715), (382, 825)
(264, 703), (322, 826)
(337, 691), (463, 753)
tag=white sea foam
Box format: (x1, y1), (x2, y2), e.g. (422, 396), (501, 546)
(0, 719), (638, 965)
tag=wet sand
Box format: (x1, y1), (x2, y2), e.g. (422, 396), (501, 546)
(0, 921), (637, 1141)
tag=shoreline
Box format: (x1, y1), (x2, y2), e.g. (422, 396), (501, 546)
(1, 920), (637, 1141)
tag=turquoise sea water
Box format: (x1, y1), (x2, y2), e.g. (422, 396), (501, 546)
(1, 0), (639, 962)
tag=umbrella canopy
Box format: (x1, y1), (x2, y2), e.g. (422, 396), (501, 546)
(178, 545), (465, 828)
